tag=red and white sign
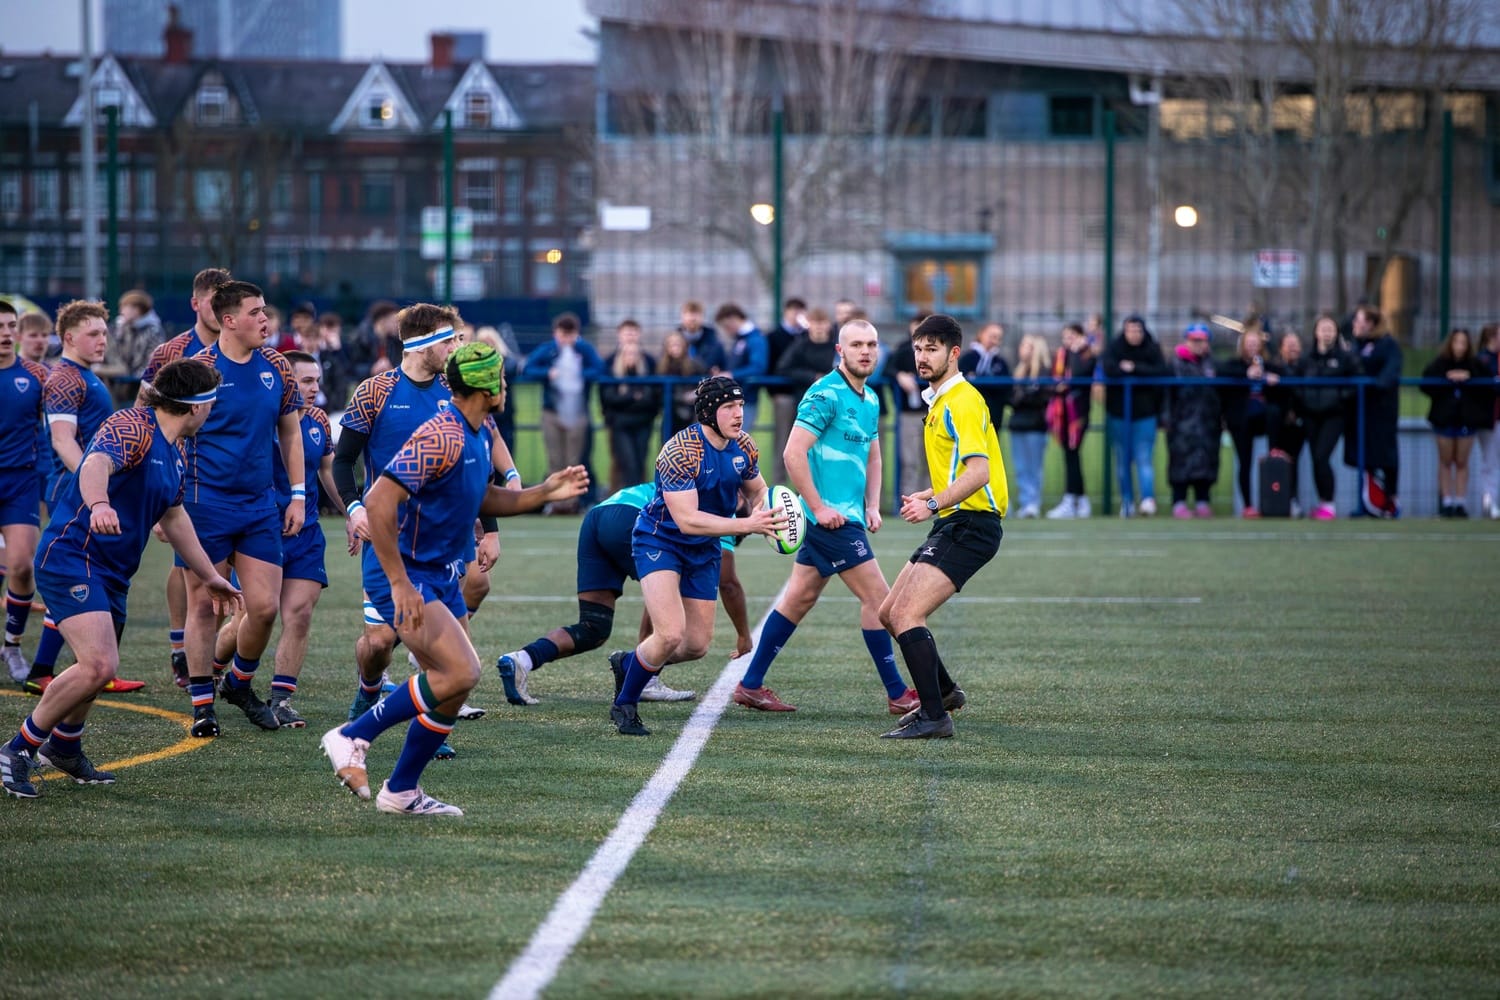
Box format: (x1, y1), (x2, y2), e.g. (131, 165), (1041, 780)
(1253, 249), (1301, 288)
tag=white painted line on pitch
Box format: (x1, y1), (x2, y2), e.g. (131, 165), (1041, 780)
(489, 592), (782, 1000)
(490, 595), (1206, 606)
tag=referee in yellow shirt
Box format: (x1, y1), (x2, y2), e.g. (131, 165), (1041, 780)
(879, 314), (1007, 739)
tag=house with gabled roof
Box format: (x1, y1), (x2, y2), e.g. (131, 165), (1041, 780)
(0, 28), (594, 318)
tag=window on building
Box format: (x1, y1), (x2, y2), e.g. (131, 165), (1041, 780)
(464, 91), (491, 128)
(942, 97), (988, 138)
(0, 173), (19, 214)
(1049, 94), (1096, 137)
(604, 92), (657, 135)
(502, 159), (524, 224)
(889, 96), (935, 137)
(899, 257), (982, 318)
(366, 94), (395, 128)
(567, 163), (592, 224)
(195, 169), (230, 218)
(531, 240), (561, 295)
(272, 172), (293, 214)
(239, 170), (257, 219)
(532, 160), (555, 224)
(135, 167), (156, 217)
(197, 85), (229, 126)
(34, 170), (59, 217)
(308, 171), (322, 219)
(499, 239), (524, 295)
(361, 173), (394, 216)
(465, 169), (495, 215)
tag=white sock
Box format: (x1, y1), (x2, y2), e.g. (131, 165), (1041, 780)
(515, 650), (533, 671)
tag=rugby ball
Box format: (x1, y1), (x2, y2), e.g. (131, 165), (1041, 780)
(765, 484), (806, 555)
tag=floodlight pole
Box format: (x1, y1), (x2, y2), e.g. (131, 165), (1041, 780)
(106, 104), (120, 308)
(443, 109), (455, 306)
(80, 0), (100, 299)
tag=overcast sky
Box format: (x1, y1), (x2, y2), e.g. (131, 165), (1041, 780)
(0, 0), (596, 62)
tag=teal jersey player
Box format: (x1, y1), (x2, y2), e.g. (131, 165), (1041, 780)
(793, 368), (881, 526)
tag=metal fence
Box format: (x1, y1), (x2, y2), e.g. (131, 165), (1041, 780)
(590, 112), (1499, 349)
(498, 372), (1498, 521)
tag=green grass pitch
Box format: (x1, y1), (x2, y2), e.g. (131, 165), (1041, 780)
(1, 516), (1497, 998)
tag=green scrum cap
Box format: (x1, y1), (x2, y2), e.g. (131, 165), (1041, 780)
(450, 341), (503, 395)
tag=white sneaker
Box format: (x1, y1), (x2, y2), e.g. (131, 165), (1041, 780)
(2, 643), (28, 683)
(1045, 495), (1077, 520)
(1138, 497), (1157, 517)
(456, 701), (487, 720)
(320, 726), (371, 800)
(1075, 495), (1093, 518)
(1016, 503), (1040, 519)
(639, 674), (696, 702)
(376, 781), (463, 817)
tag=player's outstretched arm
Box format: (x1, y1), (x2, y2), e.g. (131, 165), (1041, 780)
(478, 465), (588, 517)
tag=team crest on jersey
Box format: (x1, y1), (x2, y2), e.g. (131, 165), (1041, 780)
(437, 399), (451, 411)
(733, 455), (746, 472)
(309, 427), (323, 445)
(70, 584), (91, 603)
(13, 377), (30, 392)
(260, 372), (276, 390)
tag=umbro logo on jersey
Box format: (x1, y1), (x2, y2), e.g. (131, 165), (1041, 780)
(13, 377), (30, 392)
(260, 372), (276, 390)
(69, 584), (91, 602)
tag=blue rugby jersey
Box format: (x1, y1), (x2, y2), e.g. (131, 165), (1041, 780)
(636, 424), (759, 548)
(44, 357), (114, 481)
(0, 357), (49, 470)
(272, 406), (334, 512)
(139, 328), (205, 386)
(340, 369), (452, 490)
(180, 344), (299, 508)
(37, 407), (185, 583)
(380, 407), (493, 569)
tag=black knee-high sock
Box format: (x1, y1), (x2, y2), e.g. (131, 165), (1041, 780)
(934, 654), (956, 697)
(896, 627), (945, 719)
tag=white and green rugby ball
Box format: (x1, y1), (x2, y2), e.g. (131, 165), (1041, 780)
(765, 484), (806, 555)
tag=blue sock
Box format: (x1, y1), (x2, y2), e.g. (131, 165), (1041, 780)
(387, 711), (456, 793)
(613, 649), (658, 706)
(270, 674), (297, 697)
(32, 618), (64, 673)
(863, 628), (906, 698)
(169, 628), (185, 655)
(189, 679), (215, 708)
(49, 721), (83, 754)
(523, 637), (560, 668)
(346, 674), (436, 743)
(740, 610), (797, 689)
(8, 715), (49, 754)
(224, 653), (259, 690)
(5, 589), (34, 644)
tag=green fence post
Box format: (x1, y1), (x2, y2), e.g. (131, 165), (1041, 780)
(1101, 109), (1116, 516)
(1439, 110), (1453, 338)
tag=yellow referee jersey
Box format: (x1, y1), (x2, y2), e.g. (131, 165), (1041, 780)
(922, 375), (1009, 517)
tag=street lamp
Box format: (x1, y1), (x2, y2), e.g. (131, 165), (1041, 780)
(750, 203), (775, 226)
(1174, 204), (1199, 228)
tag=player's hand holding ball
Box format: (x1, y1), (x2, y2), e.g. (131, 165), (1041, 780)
(761, 484), (805, 554)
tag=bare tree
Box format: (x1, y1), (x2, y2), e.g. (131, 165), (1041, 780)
(602, 0), (933, 304)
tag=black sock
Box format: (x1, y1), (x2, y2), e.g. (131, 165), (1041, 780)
(896, 627), (945, 719)
(934, 654), (956, 697)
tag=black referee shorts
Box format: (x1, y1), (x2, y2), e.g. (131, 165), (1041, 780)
(909, 509), (1002, 591)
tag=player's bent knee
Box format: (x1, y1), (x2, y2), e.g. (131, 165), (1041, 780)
(563, 600), (614, 653)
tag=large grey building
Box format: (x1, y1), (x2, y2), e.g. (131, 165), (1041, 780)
(104, 0), (341, 60)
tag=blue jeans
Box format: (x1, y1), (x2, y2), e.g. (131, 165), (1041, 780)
(1108, 415), (1158, 506)
(1008, 431), (1047, 511)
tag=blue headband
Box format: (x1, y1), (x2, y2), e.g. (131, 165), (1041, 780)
(403, 325), (457, 352)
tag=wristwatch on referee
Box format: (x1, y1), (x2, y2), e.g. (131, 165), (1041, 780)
(926, 497), (940, 512)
